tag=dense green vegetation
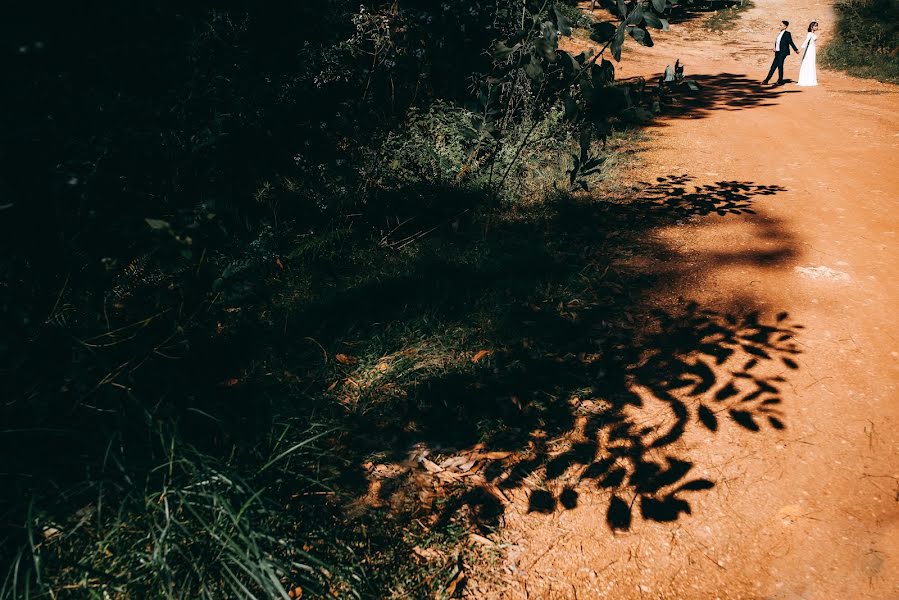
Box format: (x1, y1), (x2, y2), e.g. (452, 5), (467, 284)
(1, 1), (759, 597)
(822, 0), (899, 82)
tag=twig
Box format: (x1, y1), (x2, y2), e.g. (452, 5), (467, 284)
(390, 208), (470, 251)
(305, 337), (328, 364)
(46, 272), (70, 324)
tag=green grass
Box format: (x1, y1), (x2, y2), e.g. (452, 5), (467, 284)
(0, 112), (643, 598)
(705, 1), (754, 32)
(2, 131), (803, 597)
(822, 0), (899, 82)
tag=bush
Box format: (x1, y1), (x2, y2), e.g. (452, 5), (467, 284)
(0, 1), (677, 596)
(822, 0), (899, 82)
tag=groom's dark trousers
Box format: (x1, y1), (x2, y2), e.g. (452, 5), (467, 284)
(763, 31), (798, 84)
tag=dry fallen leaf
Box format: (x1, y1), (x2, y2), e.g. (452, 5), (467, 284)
(419, 457), (443, 473)
(456, 459), (477, 472)
(412, 545), (444, 560)
(437, 471), (464, 483)
(444, 567), (465, 598)
(482, 451), (512, 460)
(471, 350), (492, 363)
(335, 353), (357, 365)
(439, 456), (469, 469)
(470, 533), (495, 547)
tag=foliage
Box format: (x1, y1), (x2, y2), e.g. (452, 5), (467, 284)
(555, 1), (597, 29)
(822, 0), (899, 82)
(0, 1), (711, 596)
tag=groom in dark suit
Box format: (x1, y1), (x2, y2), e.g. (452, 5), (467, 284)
(763, 21), (799, 85)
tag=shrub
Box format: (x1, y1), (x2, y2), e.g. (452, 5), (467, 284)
(822, 0), (899, 82)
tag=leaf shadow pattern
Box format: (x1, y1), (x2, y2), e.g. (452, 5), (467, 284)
(637, 174), (785, 217)
(415, 302), (803, 532)
(336, 176), (803, 533)
(651, 73), (803, 123)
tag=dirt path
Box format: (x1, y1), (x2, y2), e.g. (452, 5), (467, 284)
(471, 1), (899, 598)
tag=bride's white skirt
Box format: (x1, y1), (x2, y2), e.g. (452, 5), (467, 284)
(798, 46), (817, 86)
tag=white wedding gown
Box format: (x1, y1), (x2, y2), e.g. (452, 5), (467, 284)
(798, 33), (818, 86)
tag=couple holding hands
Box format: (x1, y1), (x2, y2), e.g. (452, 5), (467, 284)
(763, 20), (820, 87)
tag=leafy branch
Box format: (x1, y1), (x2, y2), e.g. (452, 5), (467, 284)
(472, 1), (672, 196)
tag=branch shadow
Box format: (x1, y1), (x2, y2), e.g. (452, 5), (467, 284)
(650, 73), (801, 123)
(325, 174), (802, 532)
(0, 174), (803, 587)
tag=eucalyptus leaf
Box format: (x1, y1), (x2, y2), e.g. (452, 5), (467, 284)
(590, 22), (617, 43)
(535, 36), (557, 62)
(627, 6), (644, 25)
(629, 27), (653, 47)
(643, 12), (664, 29)
(493, 41), (521, 60)
(551, 5), (573, 36)
(594, 58), (615, 84)
(562, 51), (579, 74)
(611, 24), (626, 61)
(663, 64), (676, 82)
(525, 60), (545, 81)
(145, 218), (170, 230)
(652, 0), (667, 12)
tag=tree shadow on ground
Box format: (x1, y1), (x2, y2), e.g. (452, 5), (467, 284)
(651, 73), (801, 123)
(0, 170), (802, 596)
(319, 174), (802, 532)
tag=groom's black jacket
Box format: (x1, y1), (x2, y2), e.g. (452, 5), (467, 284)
(775, 31), (799, 55)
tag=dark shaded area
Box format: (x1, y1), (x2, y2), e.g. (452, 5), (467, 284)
(0, 165), (801, 596)
(655, 73), (801, 121)
(0, 1), (807, 596)
(338, 176), (801, 534)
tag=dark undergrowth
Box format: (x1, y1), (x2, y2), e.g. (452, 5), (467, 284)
(0, 3), (804, 598)
(2, 165), (805, 598)
(822, 0), (899, 82)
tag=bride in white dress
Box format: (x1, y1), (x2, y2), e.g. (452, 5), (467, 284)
(798, 22), (819, 86)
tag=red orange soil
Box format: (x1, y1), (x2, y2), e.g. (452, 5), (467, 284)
(469, 1), (899, 598)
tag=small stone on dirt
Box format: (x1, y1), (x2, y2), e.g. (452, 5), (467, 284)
(794, 265), (851, 281)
